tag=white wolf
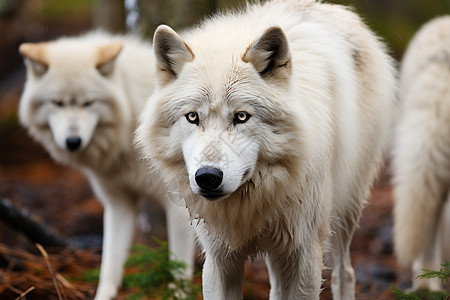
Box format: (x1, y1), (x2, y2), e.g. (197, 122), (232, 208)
(18, 31), (195, 300)
(136, 0), (396, 299)
(392, 16), (450, 291)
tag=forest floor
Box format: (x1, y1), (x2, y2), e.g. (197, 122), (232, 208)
(0, 70), (411, 299)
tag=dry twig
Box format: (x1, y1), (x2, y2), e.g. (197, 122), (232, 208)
(36, 243), (64, 300)
(14, 286), (35, 300)
(0, 242), (96, 299)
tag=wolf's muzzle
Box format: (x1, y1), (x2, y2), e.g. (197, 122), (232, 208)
(66, 136), (82, 151)
(195, 166), (223, 191)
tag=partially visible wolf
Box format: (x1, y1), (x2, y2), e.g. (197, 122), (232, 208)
(392, 16), (450, 291)
(135, 0), (397, 299)
(19, 31), (195, 300)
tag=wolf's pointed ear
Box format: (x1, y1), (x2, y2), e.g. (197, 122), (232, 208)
(153, 25), (194, 85)
(96, 41), (123, 76)
(243, 26), (291, 79)
(19, 43), (49, 77)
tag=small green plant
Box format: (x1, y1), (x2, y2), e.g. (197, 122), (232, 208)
(78, 267), (100, 283)
(392, 285), (420, 300)
(392, 261), (450, 300)
(418, 262), (450, 283)
(123, 240), (201, 300)
(392, 285), (448, 300)
(76, 240), (201, 299)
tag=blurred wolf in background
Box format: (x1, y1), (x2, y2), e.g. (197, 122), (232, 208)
(392, 16), (450, 291)
(135, 0), (397, 299)
(18, 31), (195, 299)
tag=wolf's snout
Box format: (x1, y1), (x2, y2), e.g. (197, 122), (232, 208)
(195, 167), (223, 190)
(66, 136), (82, 151)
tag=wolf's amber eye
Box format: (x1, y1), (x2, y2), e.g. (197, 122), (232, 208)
(185, 112), (199, 125)
(51, 100), (64, 107)
(234, 111), (251, 125)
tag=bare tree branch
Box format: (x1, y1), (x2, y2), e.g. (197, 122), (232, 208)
(0, 198), (67, 249)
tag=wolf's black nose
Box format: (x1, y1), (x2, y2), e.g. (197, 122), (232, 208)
(195, 167), (223, 190)
(66, 136), (82, 151)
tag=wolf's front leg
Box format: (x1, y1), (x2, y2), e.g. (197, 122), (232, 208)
(202, 248), (245, 300)
(266, 242), (323, 300)
(165, 202), (195, 278)
(94, 197), (138, 300)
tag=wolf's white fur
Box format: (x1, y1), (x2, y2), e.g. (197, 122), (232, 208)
(136, 1), (396, 299)
(19, 31), (195, 300)
(392, 16), (450, 291)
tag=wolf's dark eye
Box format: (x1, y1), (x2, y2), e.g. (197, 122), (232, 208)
(51, 100), (64, 107)
(83, 101), (94, 108)
(233, 111), (251, 125)
(185, 112), (199, 125)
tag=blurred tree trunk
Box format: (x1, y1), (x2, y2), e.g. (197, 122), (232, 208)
(92, 0), (125, 33)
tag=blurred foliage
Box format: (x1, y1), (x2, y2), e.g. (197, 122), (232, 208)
(133, 0), (450, 59)
(77, 267), (100, 283)
(392, 285), (449, 300)
(331, 0), (450, 58)
(134, 0), (241, 38)
(29, 0), (92, 22)
(3, 0), (450, 63)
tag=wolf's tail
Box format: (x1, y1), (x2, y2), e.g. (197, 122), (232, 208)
(392, 122), (449, 266)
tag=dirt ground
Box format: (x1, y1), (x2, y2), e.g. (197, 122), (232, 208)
(0, 70), (411, 299)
